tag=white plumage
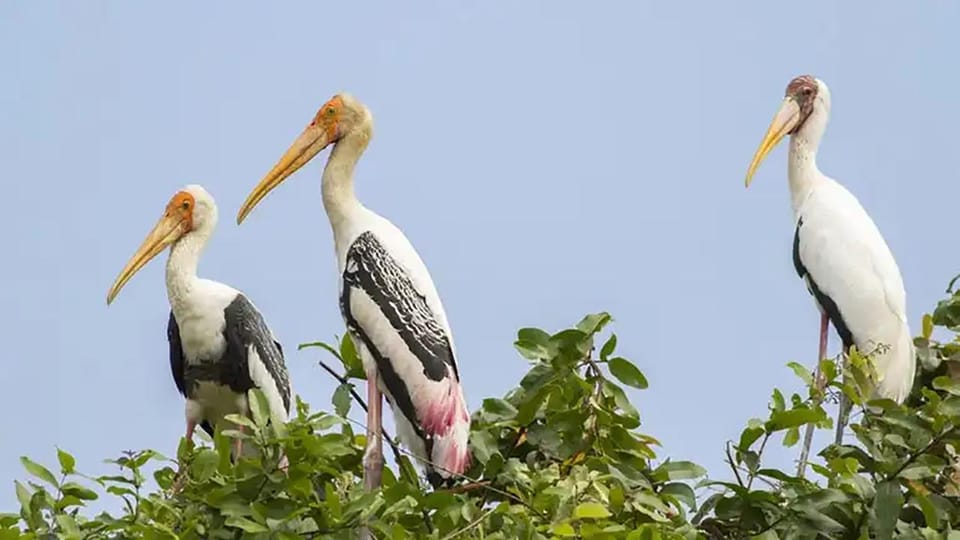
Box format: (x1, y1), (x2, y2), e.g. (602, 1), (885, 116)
(108, 185), (292, 459)
(746, 76), (915, 449)
(794, 179), (914, 402)
(745, 75), (917, 465)
(237, 93), (471, 488)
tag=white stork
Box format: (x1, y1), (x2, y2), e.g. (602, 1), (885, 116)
(107, 185), (292, 462)
(745, 75), (916, 454)
(236, 93), (471, 489)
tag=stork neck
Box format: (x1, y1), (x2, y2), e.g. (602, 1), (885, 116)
(322, 129), (368, 228)
(787, 133), (823, 214)
(165, 228), (209, 309)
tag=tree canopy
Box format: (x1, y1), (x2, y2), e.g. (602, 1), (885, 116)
(6, 277), (960, 539)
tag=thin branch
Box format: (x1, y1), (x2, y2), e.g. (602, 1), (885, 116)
(746, 434), (771, 491)
(890, 424), (958, 479)
(725, 442), (745, 488)
(443, 481), (492, 494)
(441, 506), (497, 540)
(316, 359), (403, 465)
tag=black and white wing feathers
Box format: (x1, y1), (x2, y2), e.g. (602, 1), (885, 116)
(223, 295), (292, 418)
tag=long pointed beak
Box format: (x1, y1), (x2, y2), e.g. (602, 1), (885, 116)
(106, 214), (186, 305)
(745, 98), (801, 187)
(236, 125), (332, 224)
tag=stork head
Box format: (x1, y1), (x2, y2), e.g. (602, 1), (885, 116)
(236, 93), (373, 224)
(106, 185), (217, 304)
(745, 75), (832, 187)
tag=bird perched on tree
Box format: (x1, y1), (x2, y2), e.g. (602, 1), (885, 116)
(745, 75), (915, 468)
(107, 184), (292, 462)
(237, 93), (471, 489)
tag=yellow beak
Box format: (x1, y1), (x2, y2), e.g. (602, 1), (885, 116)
(745, 97), (801, 187)
(106, 213), (186, 305)
(236, 124), (332, 225)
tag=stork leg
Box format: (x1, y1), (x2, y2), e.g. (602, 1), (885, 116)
(797, 313), (829, 479)
(363, 368), (384, 491)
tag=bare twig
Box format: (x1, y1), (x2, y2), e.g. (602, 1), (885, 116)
(441, 506), (497, 540)
(725, 442), (745, 488)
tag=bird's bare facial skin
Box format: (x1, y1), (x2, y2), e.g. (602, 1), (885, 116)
(785, 75), (818, 134)
(166, 191), (196, 232)
(311, 95), (344, 142)
(105, 191), (194, 304)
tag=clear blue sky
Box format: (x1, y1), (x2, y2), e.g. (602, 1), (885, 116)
(1, 1), (958, 510)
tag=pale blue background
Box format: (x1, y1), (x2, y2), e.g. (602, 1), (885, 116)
(1, 1), (957, 510)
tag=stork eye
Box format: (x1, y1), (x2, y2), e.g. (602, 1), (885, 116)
(327, 107), (336, 116)
(181, 201), (191, 210)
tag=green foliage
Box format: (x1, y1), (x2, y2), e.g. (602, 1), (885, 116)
(8, 279), (960, 538)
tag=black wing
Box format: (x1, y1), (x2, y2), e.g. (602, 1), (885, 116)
(340, 231), (460, 443)
(167, 312), (213, 436)
(223, 294), (292, 415)
(167, 311), (187, 397)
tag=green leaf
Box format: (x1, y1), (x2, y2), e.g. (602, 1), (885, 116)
(771, 389), (786, 412)
(56, 448), (75, 475)
(933, 376), (960, 397)
(873, 480), (902, 540)
(783, 426), (801, 447)
(470, 430), (500, 463)
(515, 328), (553, 360)
(224, 413), (257, 430)
(574, 502), (611, 519)
(738, 426), (765, 453)
(576, 312), (612, 335)
(915, 493), (940, 529)
(332, 383), (353, 418)
(787, 361), (813, 386)
(481, 398), (517, 421)
(60, 482), (97, 501)
(20, 457), (58, 488)
(339, 334), (364, 376)
(550, 522), (577, 537)
(600, 333), (618, 360)
(248, 388), (270, 427)
(607, 357), (648, 389)
(660, 482), (697, 510)
(191, 449), (220, 482)
(766, 408), (823, 431)
(14, 481), (31, 510)
(652, 460), (706, 482)
(54, 514), (81, 538)
(225, 516), (269, 533)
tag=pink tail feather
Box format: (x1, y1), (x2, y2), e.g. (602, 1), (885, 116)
(419, 379), (472, 478)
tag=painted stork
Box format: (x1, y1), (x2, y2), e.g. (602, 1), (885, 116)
(236, 93), (471, 489)
(107, 185), (292, 462)
(745, 75), (916, 459)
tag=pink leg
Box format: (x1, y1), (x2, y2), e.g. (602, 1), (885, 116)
(185, 420), (197, 442)
(363, 369), (384, 491)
